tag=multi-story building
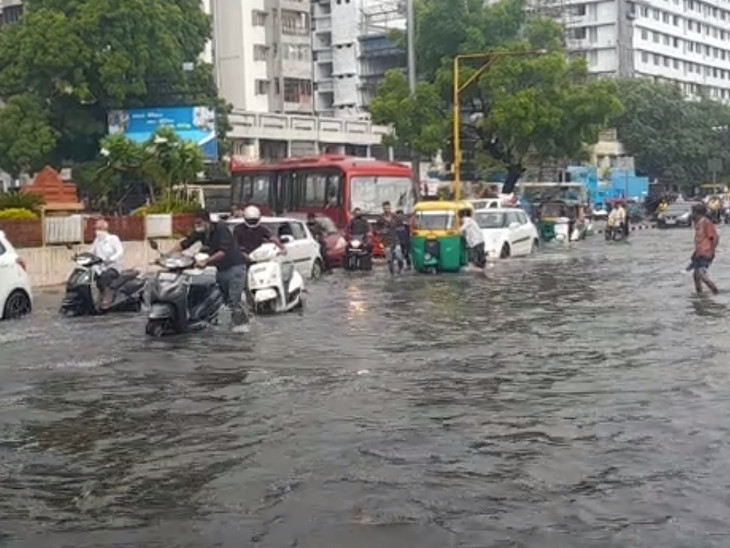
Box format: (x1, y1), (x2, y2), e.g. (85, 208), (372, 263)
(531, 0), (730, 101)
(312, 0), (406, 118)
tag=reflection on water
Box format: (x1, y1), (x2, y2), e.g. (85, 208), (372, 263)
(2, 229), (730, 547)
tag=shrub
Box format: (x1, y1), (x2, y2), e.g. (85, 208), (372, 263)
(0, 207), (39, 220)
(0, 192), (45, 213)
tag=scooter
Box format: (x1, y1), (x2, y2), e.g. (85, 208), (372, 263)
(145, 240), (225, 337)
(248, 243), (304, 314)
(59, 247), (145, 316)
(604, 220), (624, 241)
(343, 236), (373, 271)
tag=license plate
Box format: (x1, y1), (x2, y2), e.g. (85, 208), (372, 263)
(158, 272), (178, 281)
(665, 219), (676, 224)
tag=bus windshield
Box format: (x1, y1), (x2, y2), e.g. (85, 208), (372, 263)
(350, 176), (415, 215)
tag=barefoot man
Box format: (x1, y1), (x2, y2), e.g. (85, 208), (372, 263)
(688, 203), (719, 295)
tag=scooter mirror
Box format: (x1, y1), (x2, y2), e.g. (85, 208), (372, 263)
(148, 239), (159, 251)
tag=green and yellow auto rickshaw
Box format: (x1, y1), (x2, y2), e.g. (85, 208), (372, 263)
(537, 199), (588, 242)
(411, 201), (472, 273)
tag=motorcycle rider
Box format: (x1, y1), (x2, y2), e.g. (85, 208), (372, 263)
(376, 201), (404, 275)
(306, 212), (331, 272)
(91, 218), (125, 309)
(172, 209), (248, 327)
(608, 201), (627, 236)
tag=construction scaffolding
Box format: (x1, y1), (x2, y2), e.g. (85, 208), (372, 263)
(360, 0), (406, 36)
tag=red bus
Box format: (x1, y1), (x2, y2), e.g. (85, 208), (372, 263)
(229, 155), (415, 228)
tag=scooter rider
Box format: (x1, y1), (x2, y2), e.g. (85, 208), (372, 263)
(90, 218), (124, 309)
(171, 209), (248, 327)
(233, 205), (286, 263)
(347, 207), (372, 248)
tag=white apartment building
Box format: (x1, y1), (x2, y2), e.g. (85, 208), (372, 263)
(548, 0), (730, 101)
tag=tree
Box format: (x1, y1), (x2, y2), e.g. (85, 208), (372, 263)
(97, 127), (205, 212)
(369, 70), (446, 158)
(0, 94), (58, 178)
(375, 0), (623, 193)
(614, 79), (730, 185)
(0, 0), (223, 178)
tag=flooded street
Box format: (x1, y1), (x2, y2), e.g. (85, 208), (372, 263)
(3, 228), (730, 547)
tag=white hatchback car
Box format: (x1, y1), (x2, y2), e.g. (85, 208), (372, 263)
(228, 216), (324, 279)
(0, 230), (32, 319)
(475, 208), (539, 259)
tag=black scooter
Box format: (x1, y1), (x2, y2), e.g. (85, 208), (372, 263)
(145, 240), (224, 337)
(59, 246), (145, 316)
(343, 235), (373, 271)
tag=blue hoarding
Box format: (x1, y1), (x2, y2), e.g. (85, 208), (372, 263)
(107, 106), (218, 162)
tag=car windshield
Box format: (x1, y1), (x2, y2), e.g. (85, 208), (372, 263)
(413, 211), (455, 230)
(350, 176), (415, 215)
(315, 217), (338, 234)
(475, 212), (506, 229)
(667, 205), (689, 214)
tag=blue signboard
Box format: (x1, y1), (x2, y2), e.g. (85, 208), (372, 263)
(107, 106), (218, 162)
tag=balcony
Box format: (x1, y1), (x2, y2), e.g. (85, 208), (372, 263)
(228, 110), (391, 146)
(314, 18), (331, 31)
(315, 49), (332, 63)
(316, 80), (334, 92)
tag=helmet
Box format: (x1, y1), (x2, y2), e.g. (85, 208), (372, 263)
(242, 205), (261, 227)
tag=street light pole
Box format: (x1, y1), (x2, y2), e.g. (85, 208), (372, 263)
(406, 0), (419, 196)
(451, 50), (547, 200)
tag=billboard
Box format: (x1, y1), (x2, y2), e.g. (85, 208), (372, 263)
(107, 106), (218, 162)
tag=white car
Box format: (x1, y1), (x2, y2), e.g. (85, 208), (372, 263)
(0, 230), (32, 319)
(228, 216), (324, 279)
(474, 208), (539, 259)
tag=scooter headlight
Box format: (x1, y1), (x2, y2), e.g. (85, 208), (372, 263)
(351, 239), (361, 249)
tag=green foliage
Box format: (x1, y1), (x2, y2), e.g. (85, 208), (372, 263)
(0, 95), (58, 178)
(0, 191), (46, 212)
(614, 79), (730, 185)
(0, 0), (222, 179)
(96, 127), (205, 209)
(373, 0), (623, 192)
(144, 195), (201, 214)
(369, 70), (446, 157)
(0, 207), (39, 220)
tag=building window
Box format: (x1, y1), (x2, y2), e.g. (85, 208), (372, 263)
(2, 5), (22, 24)
(255, 80), (270, 95)
(254, 45), (268, 61)
(252, 10), (267, 26)
(281, 10), (310, 35)
(641, 29), (648, 40)
(283, 44), (311, 61)
(642, 51), (649, 63)
(283, 78), (313, 103)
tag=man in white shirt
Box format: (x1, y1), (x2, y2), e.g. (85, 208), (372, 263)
(459, 209), (486, 268)
(608, 202), (626, 232)
(90, 218), (124, 309)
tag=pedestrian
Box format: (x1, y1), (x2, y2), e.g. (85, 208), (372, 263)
(395, 209), (411, 270)
(376, 201), (404, 275)
(459, 209), (486, 268)
(687, 203), (719, 295)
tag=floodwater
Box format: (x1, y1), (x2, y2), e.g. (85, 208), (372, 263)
(2, 227), (730, 547)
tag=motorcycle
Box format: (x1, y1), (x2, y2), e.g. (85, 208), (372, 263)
(248, 243), (304, 314)
(145, 240), (225, 337)
(343, 236), (373, 271)
(59, 247), (145, 316)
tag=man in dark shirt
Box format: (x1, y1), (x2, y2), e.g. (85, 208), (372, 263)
(307, 212), (331, 272)
(172, 209), (247, 327)
(232, 205), (285, 262)
(395, 209), (411, 270)
(347, 208), (371, 238)
(376, 201), (404, 275)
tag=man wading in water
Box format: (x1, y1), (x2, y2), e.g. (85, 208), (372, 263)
(688, 203), (719, 295)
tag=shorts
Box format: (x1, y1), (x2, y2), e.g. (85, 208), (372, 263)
(691, 256), (713, 275)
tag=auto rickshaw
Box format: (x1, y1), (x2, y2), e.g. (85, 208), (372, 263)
(411, 201), (472, 273)
(537, 200), (588, 242)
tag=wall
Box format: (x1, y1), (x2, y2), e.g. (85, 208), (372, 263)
(20, 239), (180, 288)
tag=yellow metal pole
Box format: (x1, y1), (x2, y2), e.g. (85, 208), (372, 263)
(453, 56), (461, 201)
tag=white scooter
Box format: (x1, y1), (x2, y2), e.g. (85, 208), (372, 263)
(247, 243), (304, 314)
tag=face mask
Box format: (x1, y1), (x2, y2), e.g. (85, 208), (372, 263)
(95, 230), (107, 238)
(194, 226), (206, 233)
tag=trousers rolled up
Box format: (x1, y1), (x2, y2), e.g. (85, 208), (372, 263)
(216, 264), (247, 325)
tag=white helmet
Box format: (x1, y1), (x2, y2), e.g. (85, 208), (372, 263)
(242, 205), (261, 227)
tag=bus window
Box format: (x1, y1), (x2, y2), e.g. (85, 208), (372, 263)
(350, 176), (415, 215)
(231, 174), (272, 207)
(304, 172), (341, 208)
